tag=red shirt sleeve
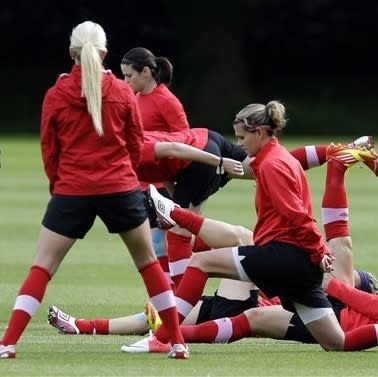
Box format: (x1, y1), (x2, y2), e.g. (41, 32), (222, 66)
(124, 96), (144, 171)
(140, 142), (157, 164)
(40, 89), (60, 194)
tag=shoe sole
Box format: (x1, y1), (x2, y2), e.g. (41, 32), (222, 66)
(168, 350), (189, 359)
(121, 345), (169, 353)
(121, 345), (148, 353)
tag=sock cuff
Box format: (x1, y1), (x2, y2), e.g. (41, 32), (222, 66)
(138, 259), (160, 274)
(31, 265), (52, 281)
(167, 231), (192, 242)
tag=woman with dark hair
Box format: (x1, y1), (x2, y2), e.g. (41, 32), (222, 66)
(121, 47), (188, 133)
(121, 47), (191, 290)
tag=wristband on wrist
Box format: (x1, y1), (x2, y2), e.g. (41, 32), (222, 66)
(216, 157), (224, 174)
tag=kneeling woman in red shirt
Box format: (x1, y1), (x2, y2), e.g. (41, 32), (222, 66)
(146, 100), (378, 352)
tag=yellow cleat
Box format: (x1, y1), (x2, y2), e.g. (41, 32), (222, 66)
(144, 302), (163, 332)
(326, 143), (378, 168)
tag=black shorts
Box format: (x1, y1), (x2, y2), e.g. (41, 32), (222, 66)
(284, 296), (345, 344)
(143, 187), (171, 228)
(237, 242), (331, 309)
(196, 290), (259, 324)
(42, 190), (148, 239)
(173, 130), (247, 207)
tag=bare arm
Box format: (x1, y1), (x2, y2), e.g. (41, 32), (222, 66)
(154, 142), (244, 176)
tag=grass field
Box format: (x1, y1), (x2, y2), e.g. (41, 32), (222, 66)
(1, 135), (377, 376)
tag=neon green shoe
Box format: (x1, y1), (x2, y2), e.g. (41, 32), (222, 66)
(326, 143), (377, 168)
(144, 302), (163, 332)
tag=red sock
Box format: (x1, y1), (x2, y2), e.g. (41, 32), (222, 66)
(167, 232), (192, 286)
(344, 324), (378, 350)
(157, 255), (175, 291)
(158, 255), (169, 274)
(290, 145), (328, 170)
(192, 236), (211, 252)
(321, 160), (349, 239)
(1, 265), (51, 346)
(171, 207), (205, 235)
(155, 266), (208, 344)
(181, 312), (251, 343)
(75, 319), (109, 334)
(139, 260), (184, 345)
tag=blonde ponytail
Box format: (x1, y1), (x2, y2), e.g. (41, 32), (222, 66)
(70, 21), (107, 136)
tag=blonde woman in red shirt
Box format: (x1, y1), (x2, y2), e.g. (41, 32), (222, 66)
(0, 21), (188, 360)
(129, 101), (378, 353)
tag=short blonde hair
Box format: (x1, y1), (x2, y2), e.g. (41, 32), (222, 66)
(70, 21), (107, 136)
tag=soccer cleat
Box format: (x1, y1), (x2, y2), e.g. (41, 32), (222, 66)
(144, 302), (162, 332)
(167, 343), (189, 359)
(121, 334), (170, 353)
(349, 136), (378, 176)
(326, 143), (378, 168)
(48, 305), (80, 334)
(148, 184), (178, 230)
(350, 135), (375, 151)
(0, 344), (16, 359)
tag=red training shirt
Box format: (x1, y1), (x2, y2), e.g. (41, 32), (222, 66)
(136, 83), (190, 132)
(251, 139), (329, 265)
(136, 83), (190, 191)
(41, 65), (143, 195)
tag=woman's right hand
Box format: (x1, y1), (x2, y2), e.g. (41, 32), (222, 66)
(222, 158), (244, 177)
(320, 253), (335, 273)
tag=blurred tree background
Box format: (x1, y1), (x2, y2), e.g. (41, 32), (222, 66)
(1, 0), (377, 135)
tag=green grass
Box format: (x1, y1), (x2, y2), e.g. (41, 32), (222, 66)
(1, 135), (377, 376)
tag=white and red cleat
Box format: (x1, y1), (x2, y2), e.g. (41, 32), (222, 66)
(0, 344), (16, 359)
(121, 334), (170, 354)
(148, 184), (178, 230)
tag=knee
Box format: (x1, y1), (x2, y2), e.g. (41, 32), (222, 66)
(320, 341), (344, 351)
(189, 252), (210, 271)
(235, 226), (253, 246)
